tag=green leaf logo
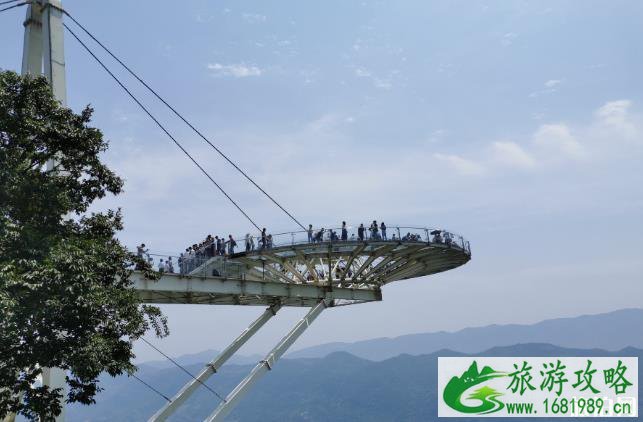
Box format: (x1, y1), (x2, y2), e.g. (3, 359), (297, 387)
(443, 361), (507, 414)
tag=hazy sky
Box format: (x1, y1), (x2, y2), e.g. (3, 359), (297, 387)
(1, 0), (642, 363)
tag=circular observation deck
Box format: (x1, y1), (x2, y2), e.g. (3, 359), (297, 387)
(134, 225), (471, 307)
(231, 226), (470, 287)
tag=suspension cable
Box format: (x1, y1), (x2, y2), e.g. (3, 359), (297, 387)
(140, 338), (226, 402)
(63, 23), (261, 231)
(0, 1), (28, 13)
(62, 11), (307, 231)
(129, 373), (171, 402)
(0, 0), (22, 5)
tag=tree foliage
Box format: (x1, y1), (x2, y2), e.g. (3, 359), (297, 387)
(0, 71), (168, 420)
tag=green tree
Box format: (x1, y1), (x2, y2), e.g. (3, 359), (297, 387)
(0, 70), (167, 421)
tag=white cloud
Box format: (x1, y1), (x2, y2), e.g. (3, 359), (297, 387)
(426, 99), (641, 177)
(502, 32), (518, 46)
(207, 63), (263, 78)
(354, 68), (371, 78)
(195, 14), (213, 23)
(426, 129), (448, 144)
(544, 79), (562, 88)
(242, 13), (267, 23)
(532, 124), (584, 160)
(594, 100), (639, 142)
(492, 141), (537, 169)
(433, 153), (486, 176)
(529, 79), (563, 98)
(373, 78), (393, 90)
(596, 100), (631, 123)
(354, 67), (393, 90)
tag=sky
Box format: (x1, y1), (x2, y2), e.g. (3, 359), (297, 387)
(1, 0), (642, 363)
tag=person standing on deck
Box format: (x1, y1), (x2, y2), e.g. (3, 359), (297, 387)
(245, 233), (252, 252)
(227, 235), (237, 255)
(260, 228), (267, 249)
(370, 220), (379, 239)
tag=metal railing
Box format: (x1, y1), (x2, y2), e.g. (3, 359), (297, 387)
(142, 223), (468, 265)
(233, 224), (471, 255)
(136, 252), (246, 279)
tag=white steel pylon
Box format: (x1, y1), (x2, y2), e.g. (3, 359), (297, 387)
(206, 300), (330, 421)
(21, 1), (67, 421)
(149, 304), (282, 421)
(148, 300), (329, 421)
(22, 0), (66, 106)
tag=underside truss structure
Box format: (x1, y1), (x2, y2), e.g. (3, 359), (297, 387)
(138, 237), (470, 420)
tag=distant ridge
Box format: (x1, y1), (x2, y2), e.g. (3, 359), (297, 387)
(140, 349), (262, 370)
(69, 343), (643, 422)
(287, 308), (643, 360)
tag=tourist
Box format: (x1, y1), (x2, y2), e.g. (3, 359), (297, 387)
(358, 223), (365, 241)
(370, 220), (379, 240)
(341, 221), (348, 241)
(178, 253), (184, 274)
(315, 228), (325, 242)
(227, 235), (237, 255)
(444, 232), (453, 246)
(380, 222), (387, 240)
(261, 228), (267, 249)
(307, 224), (313, 242)
(136, 243), (148, 259)
(217, 236), (224, 255)
(245, 233), (252, 252)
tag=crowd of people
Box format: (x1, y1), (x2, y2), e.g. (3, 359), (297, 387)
(144, 228), (278, 275)
(308, 220), (389, 242)
(135, 222), (461, 276)
(305, 221), (451, 244)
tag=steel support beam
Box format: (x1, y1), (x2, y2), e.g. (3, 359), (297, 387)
(351, 244), (396, 280)
(298, 252), (319, 283)
(149, 304), (281, 421)
(132, 272), (381, 305)
(205, 300), (330, 421)
(340, 244), (365, 281)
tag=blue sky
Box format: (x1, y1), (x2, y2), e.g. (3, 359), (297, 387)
(1, 0), (642, 362)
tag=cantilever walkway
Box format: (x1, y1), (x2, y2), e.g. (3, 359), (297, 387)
(134, 225), (470, 308)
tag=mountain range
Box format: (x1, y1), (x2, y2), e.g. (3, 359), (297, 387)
(62, 308), (643, 421)
(286, 308), (643, 360)
(68, 344), (641, 422)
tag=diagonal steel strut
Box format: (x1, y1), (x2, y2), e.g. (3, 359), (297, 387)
(148, 304), (281, 422)
(205, 299), (330, 421)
